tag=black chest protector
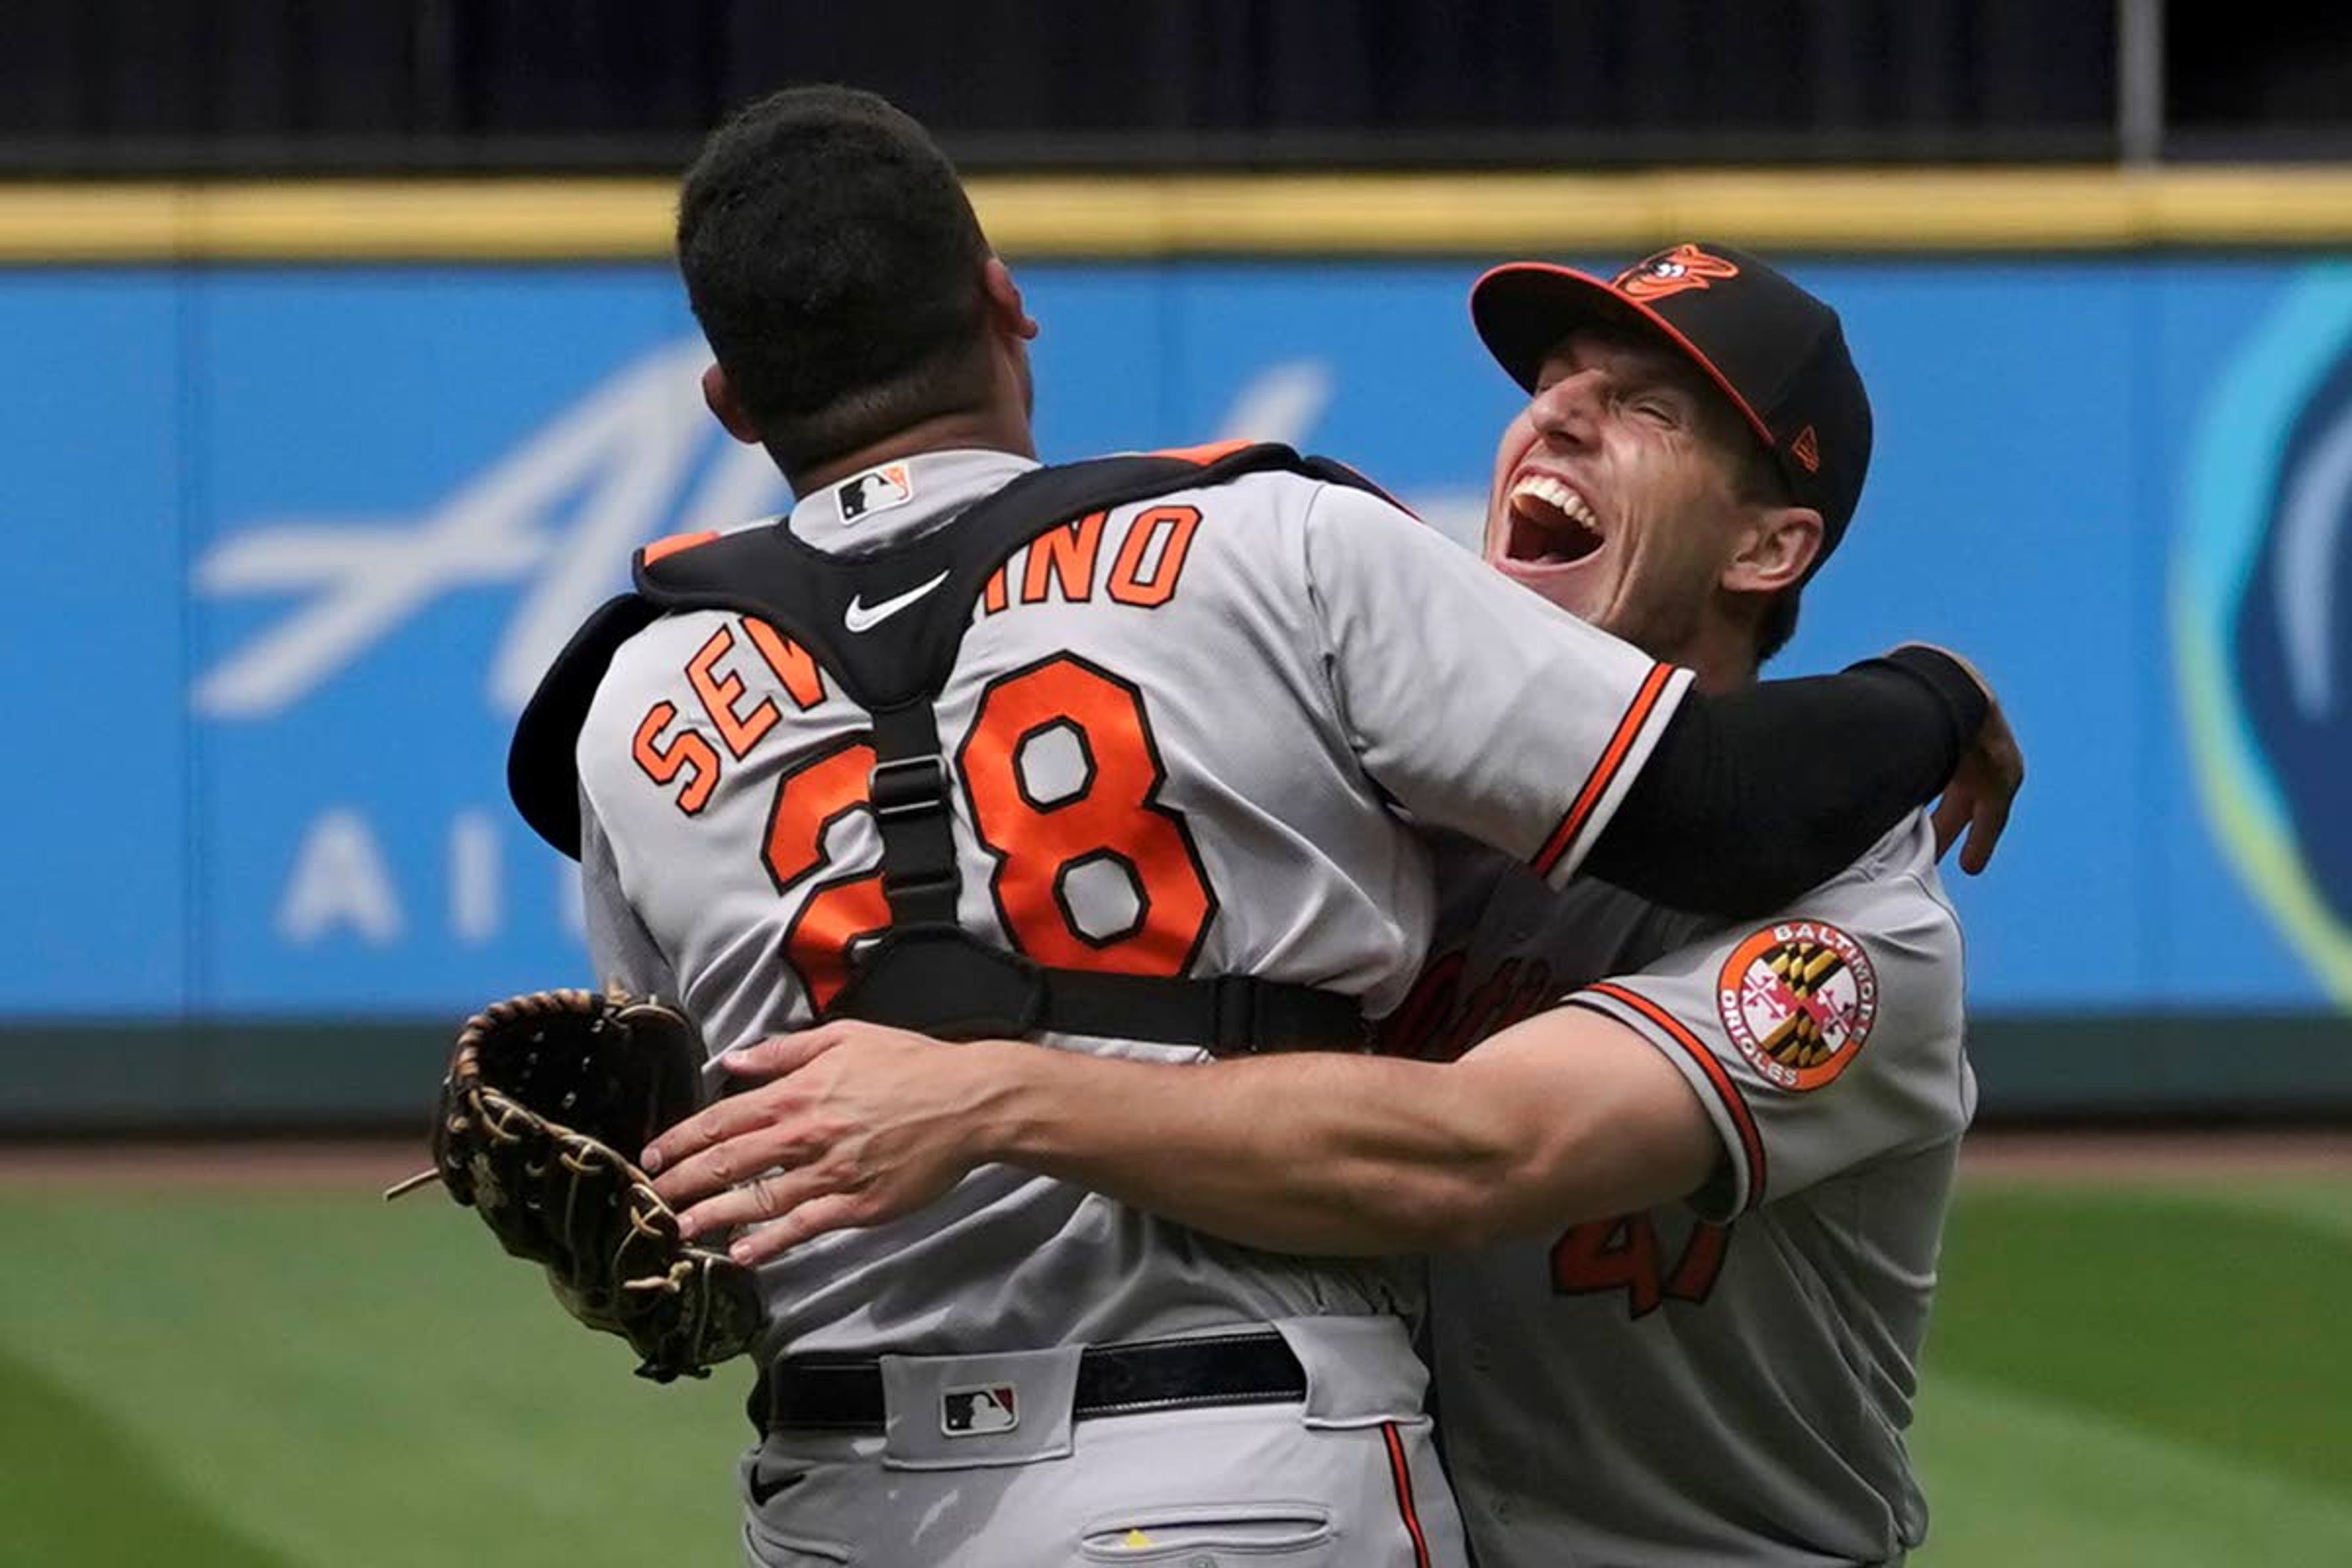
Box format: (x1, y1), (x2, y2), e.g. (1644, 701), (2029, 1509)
(511, 442), (1392, 1055)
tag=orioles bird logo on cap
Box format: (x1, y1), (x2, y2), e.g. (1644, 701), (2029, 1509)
(1616, 243), (1742, 301)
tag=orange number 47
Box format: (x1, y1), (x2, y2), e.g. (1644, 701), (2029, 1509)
(1550, 1213), (1730, 1318)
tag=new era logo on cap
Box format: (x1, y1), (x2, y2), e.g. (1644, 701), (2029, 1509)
(838, 462), (913, 523)
(1790, 425), (1822, 473)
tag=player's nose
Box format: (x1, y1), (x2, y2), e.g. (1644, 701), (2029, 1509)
(1528, 368), (1605, 446)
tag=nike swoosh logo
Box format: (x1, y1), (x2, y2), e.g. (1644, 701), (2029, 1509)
(843, 570), (951, 633)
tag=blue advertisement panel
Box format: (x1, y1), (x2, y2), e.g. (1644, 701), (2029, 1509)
(0, 274), (189, 1011)
(5, 257), (2350, 1017)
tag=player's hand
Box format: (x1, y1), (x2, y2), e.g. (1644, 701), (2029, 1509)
(1910, 644), (2023, 874)
(641, 1021), (1008, 1265)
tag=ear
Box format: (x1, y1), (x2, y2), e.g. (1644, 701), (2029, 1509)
(982, 256), (1040, 341)
(701, 363), (763, 446)
(1721, 506), (1825, 596)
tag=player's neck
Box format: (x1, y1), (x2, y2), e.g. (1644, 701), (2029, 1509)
(787, 406), (1039, 496)
(1669, 620), (1762, 694)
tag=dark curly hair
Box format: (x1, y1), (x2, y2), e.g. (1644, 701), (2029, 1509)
(676, 85), (997, 469)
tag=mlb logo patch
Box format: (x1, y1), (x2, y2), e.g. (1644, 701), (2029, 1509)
(940, 1382), (1019, 1436)
(838, 462), (913, 522)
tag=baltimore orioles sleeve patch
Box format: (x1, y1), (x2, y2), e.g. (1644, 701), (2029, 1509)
(1715, 919), (1879, 1093)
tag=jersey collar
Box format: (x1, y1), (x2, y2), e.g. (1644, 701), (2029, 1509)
(786, 448), (1042, 556)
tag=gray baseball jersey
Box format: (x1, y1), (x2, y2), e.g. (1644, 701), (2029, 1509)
(577, 447), (1690, 1361)
(1398, 812), (1973, 1567)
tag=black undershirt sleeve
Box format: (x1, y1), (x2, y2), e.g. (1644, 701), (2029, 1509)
(1581, 646), (1988, 918)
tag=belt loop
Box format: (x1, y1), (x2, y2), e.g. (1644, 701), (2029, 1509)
(744, 1360), (772, 1438)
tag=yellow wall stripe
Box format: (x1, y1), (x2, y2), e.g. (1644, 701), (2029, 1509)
(7, 167), (2352, 263)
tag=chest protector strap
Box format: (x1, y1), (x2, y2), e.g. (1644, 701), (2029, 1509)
(512, 442), (1393, 1054)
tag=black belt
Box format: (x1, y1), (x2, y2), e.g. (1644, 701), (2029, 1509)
(753, 1330), (1307, 1434)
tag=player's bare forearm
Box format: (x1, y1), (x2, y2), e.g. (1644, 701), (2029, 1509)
(998, 1014), (1716, 1253)
(1009, 1009), (1720, 1253)
(646, 1012), (1717, 1261)
(992, 1047), (1540, 1254)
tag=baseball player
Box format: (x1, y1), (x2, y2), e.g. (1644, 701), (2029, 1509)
(551, 86), (2002, 1567)
(655, 244), (1989, 1565)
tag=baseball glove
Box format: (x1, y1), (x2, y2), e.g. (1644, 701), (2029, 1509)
(390, 988), (763, 1383)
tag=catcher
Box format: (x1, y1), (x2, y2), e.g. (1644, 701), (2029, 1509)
(390, 987), (760, 1384)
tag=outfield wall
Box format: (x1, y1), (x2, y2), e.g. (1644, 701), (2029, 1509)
(4, 173), (2349, 1126)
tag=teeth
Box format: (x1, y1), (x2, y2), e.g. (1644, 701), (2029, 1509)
(1512, 475), (1600, 532)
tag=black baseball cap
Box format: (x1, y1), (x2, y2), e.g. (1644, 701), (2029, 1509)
(1470, 242), (1872, 578)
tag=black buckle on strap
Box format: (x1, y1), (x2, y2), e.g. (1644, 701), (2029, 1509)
(825, 925), (1045, 1039)
(869, 755), (951, 822)
(878, 865), (961, 906)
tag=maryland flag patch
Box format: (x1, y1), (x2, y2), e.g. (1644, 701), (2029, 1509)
(1716, 920), (1878, 1091)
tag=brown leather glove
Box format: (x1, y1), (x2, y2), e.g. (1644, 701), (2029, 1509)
(401, 988), (761, 1383)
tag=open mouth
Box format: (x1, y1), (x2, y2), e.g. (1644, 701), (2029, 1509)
(1504, 474), (1604, 567)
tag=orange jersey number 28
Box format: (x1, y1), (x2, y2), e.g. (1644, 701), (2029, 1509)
(761, 737), (891, 1008)
(761, 652), (1216, 1005)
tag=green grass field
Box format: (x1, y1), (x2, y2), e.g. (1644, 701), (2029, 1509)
(0, 1167), (2346, 1566)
